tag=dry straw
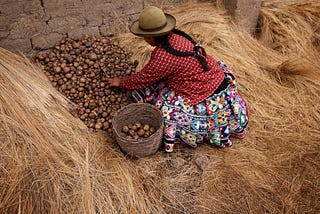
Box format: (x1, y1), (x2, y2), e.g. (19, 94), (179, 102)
(1, 0), (320, 213)
(118, 0), (320, 213)
(0, 48), (165, 213)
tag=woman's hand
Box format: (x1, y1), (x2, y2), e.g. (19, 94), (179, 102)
(108, 77), (121, 87)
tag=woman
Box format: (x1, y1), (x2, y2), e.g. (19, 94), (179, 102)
(108, 6), (249, 151)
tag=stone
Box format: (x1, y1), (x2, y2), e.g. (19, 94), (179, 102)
(31, 33), (64, 50)
(10, 18), (46, 39)
(0, 38), (32, 53)
(68, 26), (100, 37)
(194, 154), (210, 171)
(48, 17), (86, 34)
(222, 0), (262, 34)
(43, 0), (84, 17)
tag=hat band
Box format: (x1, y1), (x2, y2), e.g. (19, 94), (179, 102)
(139, 21), (167, 32)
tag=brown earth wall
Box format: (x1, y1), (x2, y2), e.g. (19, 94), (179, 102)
(0, 0), (213, 54)
(0, 0), (261, 54)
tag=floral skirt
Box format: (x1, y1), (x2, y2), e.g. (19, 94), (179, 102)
(132, 62), (249, 148)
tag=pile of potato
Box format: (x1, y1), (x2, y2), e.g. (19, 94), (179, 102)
(121, 122), (156, 140)
(34, 35), (138, 134)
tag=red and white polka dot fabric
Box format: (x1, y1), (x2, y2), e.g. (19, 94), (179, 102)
(120, 33), (225, 105)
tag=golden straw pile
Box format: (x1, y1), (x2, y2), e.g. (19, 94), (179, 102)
(1, 0), (320, 213)
(0, 50), (165, 213)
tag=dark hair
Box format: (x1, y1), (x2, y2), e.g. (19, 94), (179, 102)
(156, 29), (210, 71)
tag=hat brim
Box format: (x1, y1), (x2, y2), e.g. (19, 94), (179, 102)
(130, 14), (176, 37)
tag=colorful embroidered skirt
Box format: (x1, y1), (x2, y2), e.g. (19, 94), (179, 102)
(132, 62), (249, 148)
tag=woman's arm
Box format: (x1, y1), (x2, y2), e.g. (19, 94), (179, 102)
(108, 48), (177, 89)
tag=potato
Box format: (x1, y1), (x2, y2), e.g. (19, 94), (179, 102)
(135, 122), (142, 129)
(129, 129), (135, 137)
(126, 135), (133, 140)
(122, 125), (129, 133)
(143, 124), (150, 131)
(137, 128), (145, 137)
(131, 125), (137, 131)
(149, 127), (155, 134)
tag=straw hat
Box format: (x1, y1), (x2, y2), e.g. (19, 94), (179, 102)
(130, 6), (176, 37)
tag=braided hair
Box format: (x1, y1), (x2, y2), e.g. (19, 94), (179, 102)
(156, 29), (210, 71)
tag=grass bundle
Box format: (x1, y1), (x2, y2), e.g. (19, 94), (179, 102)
(257, 0), (320, 80)
(258, 0), (320, 54)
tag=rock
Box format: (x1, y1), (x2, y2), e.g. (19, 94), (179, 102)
(194, 154), (210, 171)
(31, 33), (64, 50)
(222, 0), (262, 34)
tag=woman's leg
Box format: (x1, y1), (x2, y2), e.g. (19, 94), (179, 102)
(217, 61), (249, 140)
(163, 122), (177, 152)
